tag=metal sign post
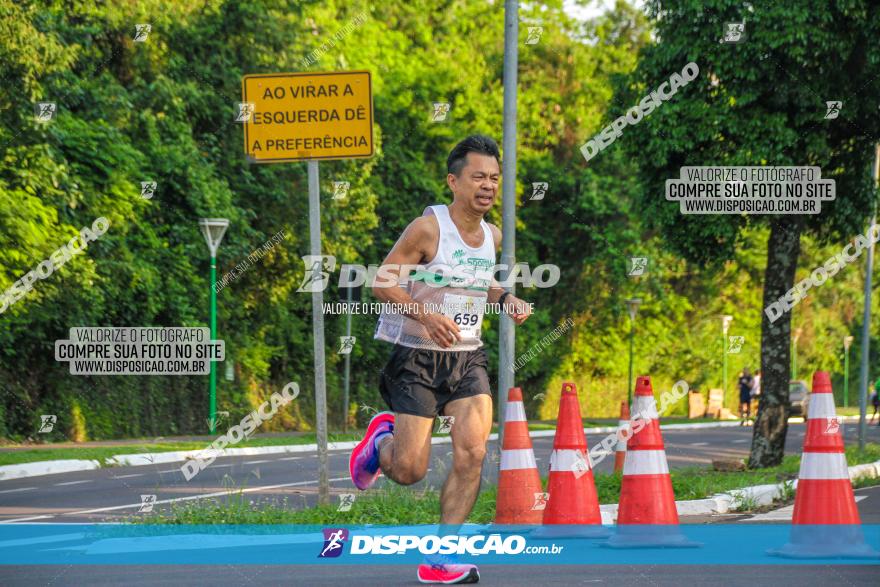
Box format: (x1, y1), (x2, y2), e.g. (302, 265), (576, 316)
(498, 0), (519, 449)
(307, 160), (330, 503)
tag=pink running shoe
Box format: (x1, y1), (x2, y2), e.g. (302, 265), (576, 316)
(349, 411), (394, 490)
(417, 555), (480, 584)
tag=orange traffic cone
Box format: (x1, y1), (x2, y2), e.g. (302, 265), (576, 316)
(606, 376), (697, 548)
(770, 371), (878, 558)
(494, 387), (544, 525)
(614, 401), (630, 474)
(535, 382), (608, 538)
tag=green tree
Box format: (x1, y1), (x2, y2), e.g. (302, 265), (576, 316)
(617, 0), (880, 466)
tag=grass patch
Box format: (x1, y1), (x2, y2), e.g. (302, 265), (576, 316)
(836, 406), (863, 416)
(131, 483), (501, 526)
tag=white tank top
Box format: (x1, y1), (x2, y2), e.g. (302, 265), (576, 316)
(374, 205), (496, 351)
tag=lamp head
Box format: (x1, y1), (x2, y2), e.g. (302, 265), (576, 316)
(199, 218), (229, 257)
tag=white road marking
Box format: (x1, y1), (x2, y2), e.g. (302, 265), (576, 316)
(732, 439), (748, 443)
(243, 460), (271, 465)
(279, 456), (303, 461)
(0, 475), (356, 523)
(0, 487), (35, 494)
(0, 515), (53, 523)
(53, 480), (92, 486)
(690, 442), (709, 446)
(43, 476), (351, 518)
(111, 474), (143, 479)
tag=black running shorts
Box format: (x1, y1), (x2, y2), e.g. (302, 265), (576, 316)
(379, 344), (491, 418)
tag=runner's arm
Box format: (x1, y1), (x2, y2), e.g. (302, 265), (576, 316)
(486, 223), (532, 325)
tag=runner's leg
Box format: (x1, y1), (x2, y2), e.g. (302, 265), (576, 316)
(378, 413), (433, 485)
(438, 394), (492, 526)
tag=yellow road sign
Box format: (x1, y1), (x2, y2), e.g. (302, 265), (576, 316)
(241, 71), (373, 163)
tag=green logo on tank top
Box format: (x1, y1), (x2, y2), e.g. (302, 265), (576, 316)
(465, 257), (492, 269)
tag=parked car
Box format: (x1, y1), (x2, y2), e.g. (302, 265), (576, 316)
(789, 380), (810, 416)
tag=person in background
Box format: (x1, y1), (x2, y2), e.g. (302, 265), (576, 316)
(738, 367), (755, 426)
(750, 369), (761, 418)
(871, 377), (880, 424)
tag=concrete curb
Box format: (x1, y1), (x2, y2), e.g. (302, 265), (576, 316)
(598, 458), (880, 524)
(0, 459), (102, 481)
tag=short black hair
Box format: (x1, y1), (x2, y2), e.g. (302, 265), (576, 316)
(446, 134), (501, 176)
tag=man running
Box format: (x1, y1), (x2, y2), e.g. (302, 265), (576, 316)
(349, 135), (532, 584)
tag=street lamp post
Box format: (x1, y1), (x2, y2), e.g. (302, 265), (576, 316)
(625, 298), (642, 405)
(844, 335), (854, 408)
(858, 143), (880, 450)
(339, 267), (361, 432)
(792, 327), (803, 381)
(199, 218), (229, 435)
(721, 315), (733, 405)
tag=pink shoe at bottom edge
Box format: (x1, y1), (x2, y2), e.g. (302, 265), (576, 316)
(417, 561), (479, 584)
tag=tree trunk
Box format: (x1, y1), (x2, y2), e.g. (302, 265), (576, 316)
(749, 219), (802, 468)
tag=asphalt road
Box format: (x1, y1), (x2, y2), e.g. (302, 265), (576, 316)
(0, 422), (877, 524)
(0, 563), (877, 587)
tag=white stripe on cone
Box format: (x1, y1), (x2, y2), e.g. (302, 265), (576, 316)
(799, 452), (850, 480)
(550, 448), (592, 472)
(504, 401), (527, 423)
(623, 449), (670, 476)
(632, 396), (659, 419)
(807, 393), (836, 419)
(500, 448), (538, 471)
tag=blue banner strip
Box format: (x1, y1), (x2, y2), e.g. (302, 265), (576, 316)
(0, 524), (877, 565)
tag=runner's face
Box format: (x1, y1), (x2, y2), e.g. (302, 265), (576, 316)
(451, 153), (500, 214)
